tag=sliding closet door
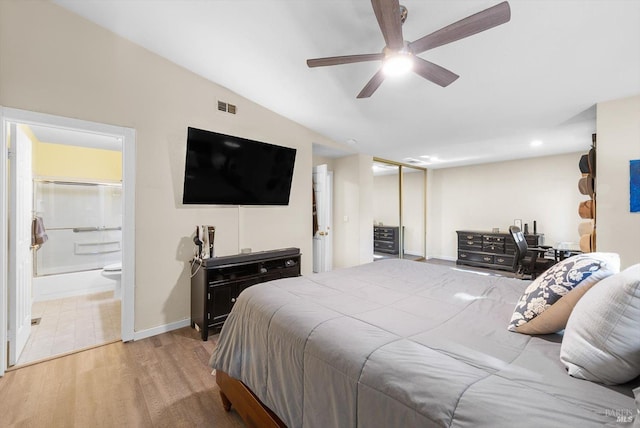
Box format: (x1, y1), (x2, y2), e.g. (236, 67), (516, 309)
(372, 161), (401, 259)
(401, 166), (426, 260)
(372, 158), (427, 261)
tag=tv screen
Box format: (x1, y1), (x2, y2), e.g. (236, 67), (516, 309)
(182, 127), (297, 205)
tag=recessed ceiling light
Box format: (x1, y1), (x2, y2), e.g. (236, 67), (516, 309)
(531, 140), (543, 147)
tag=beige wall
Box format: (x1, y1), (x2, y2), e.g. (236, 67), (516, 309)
(332, 154), (373, 268)
(596, 94), (640, 268)
(312, 156), (335, 169)
(0, 1), (345, 332)
(427, 152), (587, 260)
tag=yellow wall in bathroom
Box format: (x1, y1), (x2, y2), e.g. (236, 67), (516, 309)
(32, 141), (122, 182)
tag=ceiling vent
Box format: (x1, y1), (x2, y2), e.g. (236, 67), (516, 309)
(403, 157), (425, 165)
(218, 101), (227, 112)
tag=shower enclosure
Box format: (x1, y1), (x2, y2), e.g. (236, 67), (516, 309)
(33, 180), (122, 299)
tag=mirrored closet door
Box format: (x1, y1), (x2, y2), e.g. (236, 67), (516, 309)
(372, 158), (426, 261)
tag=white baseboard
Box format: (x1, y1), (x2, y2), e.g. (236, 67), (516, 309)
(132, 318), (191, 341)
(426, 255), (457, 262)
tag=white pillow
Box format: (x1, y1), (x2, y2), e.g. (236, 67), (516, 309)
(560, 263), (640, 385)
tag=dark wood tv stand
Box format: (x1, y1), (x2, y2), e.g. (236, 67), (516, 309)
(190, 247), (301, 340)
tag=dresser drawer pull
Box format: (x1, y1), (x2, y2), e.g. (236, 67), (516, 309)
(466, 235), (474, 239)
(497, 258), (505, 263)
(231, 297), (236, 303)
(460, 254), (467, 258)
(467, 241), (474, 245)
(483, 257), (492, 262)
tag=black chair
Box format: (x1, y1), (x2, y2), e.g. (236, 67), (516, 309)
(509, 226), (556, 279)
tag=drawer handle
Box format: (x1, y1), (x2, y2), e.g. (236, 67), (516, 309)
(483, 257), (491, 261)
(460, 254), (467, 258)
(497, 258), (504, 262)
(467, 241), (474, 245)
(231, 297), (236, 303)
(466, 235), (473, 239)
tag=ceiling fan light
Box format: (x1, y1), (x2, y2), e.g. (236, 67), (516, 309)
(383, 54), (413, 77)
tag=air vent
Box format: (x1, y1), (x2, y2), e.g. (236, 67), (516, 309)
(403, 157), (423, 165)
(218, 100), (237, 114)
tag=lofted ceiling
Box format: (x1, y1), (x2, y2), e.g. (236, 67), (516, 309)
(53, 0), (640, 168)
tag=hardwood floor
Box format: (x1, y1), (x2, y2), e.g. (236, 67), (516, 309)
(0, 327), (243, 428)
(423, 257), (520, 279)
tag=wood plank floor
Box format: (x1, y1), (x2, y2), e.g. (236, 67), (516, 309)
(0, 327), (243, 428)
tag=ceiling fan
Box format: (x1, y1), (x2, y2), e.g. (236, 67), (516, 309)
(306, 0), (511, 98)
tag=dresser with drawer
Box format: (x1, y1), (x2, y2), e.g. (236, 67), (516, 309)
(374, 226), (400, 255)
(456, 230), (542, 272)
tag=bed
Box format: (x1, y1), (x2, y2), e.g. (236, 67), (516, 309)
(210, 259), (639, 427)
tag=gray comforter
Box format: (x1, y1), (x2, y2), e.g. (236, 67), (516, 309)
(211, 259), (638, 427)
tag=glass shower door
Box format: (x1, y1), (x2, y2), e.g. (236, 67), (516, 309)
(34, 181), (122, 276)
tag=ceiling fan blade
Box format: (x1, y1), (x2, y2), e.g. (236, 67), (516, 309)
(357, 69), (386, 98)
(371, 0), (404, 50)
(409, 1), (511, 54)
(412, 57), (459, 87)
(307, 53), (384, 68)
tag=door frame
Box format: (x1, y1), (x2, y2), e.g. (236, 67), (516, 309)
(0, 107), (136, 375)
(312, 165), (334, 273)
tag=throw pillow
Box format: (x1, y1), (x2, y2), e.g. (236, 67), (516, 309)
(560, 264), (640, 385)
(507, 253), (620, 333)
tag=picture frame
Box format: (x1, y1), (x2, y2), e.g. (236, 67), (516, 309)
(514, 219), (522, 229)
(631, 160), (639, 213)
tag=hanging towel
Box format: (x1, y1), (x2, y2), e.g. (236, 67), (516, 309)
(32, 216), (48, 249)
(312, 181), (319, 236)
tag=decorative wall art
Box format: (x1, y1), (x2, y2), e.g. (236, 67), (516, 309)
(631, 160), (640, 213)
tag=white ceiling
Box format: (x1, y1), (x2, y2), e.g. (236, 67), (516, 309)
(53, 0), (640, 168)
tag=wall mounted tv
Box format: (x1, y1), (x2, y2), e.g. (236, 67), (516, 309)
(182, 127), (297, 205)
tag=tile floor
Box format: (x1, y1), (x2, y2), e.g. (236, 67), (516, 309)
(17, 291), (121, 366)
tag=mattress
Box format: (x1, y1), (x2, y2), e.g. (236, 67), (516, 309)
(211, 259), (638, 427)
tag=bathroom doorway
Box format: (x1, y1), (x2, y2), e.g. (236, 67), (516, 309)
(0, 108), (135, 373)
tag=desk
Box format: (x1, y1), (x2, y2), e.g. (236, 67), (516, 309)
(552, 248), (582, 261)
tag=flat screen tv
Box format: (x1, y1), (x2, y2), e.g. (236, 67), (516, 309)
(182, 127), (297, 205)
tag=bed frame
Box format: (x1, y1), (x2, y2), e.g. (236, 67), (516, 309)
(216, 370), (286, 428)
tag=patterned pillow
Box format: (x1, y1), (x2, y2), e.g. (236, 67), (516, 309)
(507, 253), (620, 333)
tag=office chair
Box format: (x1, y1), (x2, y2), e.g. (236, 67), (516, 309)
(509, 226), (556, 279)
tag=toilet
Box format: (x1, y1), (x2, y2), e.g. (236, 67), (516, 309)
(102, 262), (122, 298)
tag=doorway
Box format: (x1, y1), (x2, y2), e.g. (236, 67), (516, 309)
(0, 107), (135, 375)
(313, 164), (333, 273)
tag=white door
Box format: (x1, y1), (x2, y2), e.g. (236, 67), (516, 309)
(312, 164), (333, 273)
(8, 123), (33, 365)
